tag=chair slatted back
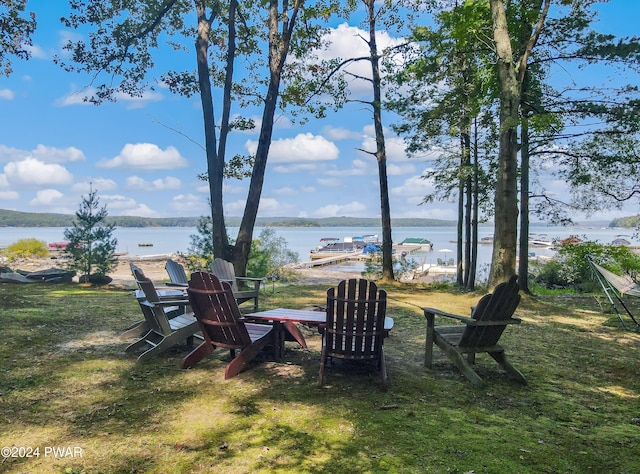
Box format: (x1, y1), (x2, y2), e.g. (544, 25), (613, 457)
(187, 271), (251, 350)
(165, 259), (188, 285)
(459, 275), (520, 348)
(133, 271), (173, 335)
(325, 279), (387, 360)
(210, 258), (239, 292)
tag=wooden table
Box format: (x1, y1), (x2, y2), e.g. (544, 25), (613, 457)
(245, 308), (394, 361)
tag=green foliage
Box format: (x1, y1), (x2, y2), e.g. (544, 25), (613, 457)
(184, 222), (298, 279)
(361, 247), (417, 281)
(0, 0), (37, 76)
(533, 241), (640, 291)
(2, 238), (49, 261)
(248, 228), (299, 280)
(182, 215), (216, 273)
(63, 190), (118, 279)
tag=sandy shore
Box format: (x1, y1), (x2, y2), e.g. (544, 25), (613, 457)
(1, 253), (363, 287)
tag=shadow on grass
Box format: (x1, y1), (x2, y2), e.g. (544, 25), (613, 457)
(2, 282), (640, 473)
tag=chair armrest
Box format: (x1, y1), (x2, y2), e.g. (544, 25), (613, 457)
(146, 299), (190, 307)
(165, 282), (188, 287)
(236, 276), (263, 283)
(423, 307), (473, 324)
(236, 276), (263, 290)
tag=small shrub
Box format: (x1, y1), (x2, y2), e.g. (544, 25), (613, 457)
(3, 238), (49, 261)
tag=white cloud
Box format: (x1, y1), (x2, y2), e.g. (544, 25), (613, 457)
(246, 133), (339, 164)
(4, 158), (73, 186)
(0, 144), (85, 164)
(321, 126), (362, 141)
(391, 173), (438, 205)
(317, 23), (405, 96)
(314, 201), (366, 218)
(97, 195), (159, 217)
(360, 126), (409, 162)
(31, 144), (86, 163)
(225, 199), (246, 215)
(97, 143), (188, 170)
(29, 189), (64, 206)
(0, 89), (14, 100)
(126, 175), (182, 191)
(317, 177), (342, 187)
(387, 163), (416, 175)
(273, 185), (316, 196)
(25, 43), (47, 60)
(71, 178), (118, 193)
(325, 159), (371, 177)
(0, 174), (8, 187)
(0, 190), (19, 199)
(171, 194), (206, 212)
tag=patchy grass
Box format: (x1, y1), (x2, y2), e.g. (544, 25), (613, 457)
(1, 281), (639, 473)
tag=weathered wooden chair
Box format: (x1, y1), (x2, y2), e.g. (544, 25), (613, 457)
(121, 264), (187, 339)
(124, 273), (202, 362)
(210, 258), (262, 312)
(165, 259), (189, 287)
(423, 275), (526, 386)
(181, 271), (274, 379)
(318, 279), (390, 389)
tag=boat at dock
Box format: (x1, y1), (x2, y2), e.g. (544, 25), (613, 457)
(310, 235), (377, 259)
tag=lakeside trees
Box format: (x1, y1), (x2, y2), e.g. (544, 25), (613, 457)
(4, 1), (639, 285)
(0, 0), (36, 76)
(56, 0), (339, 276)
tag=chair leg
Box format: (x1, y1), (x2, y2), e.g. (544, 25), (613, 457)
(224, 341), (267, 379)
(181, 342), (214, 369)
(379, 348), (387, 391)
(317, 348), (327, 388)
(489, 351), (527, 384)
(120, 320), (150, 339)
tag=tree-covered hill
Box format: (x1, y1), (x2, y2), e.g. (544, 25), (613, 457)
(0, 209), (456, 228)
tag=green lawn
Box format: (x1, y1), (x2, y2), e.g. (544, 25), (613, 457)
(1, 281), (639, 473)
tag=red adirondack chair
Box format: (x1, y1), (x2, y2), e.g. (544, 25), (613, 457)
(181, 271), (274, 379)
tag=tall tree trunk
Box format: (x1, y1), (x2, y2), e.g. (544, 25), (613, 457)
(519, 109), (531, 293)
(488, 0), (550, 287)
(365, 0), (394, 281)
(462, 130), (472, 287)
(488, 0), (521, 287)
(468, 118), (479, 290)
(194, 1), (229, 259)
(233, 0), (301, 276)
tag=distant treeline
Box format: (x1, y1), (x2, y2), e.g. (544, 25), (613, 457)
(609, 216), (640, 228)
(1, 209), (457, 228)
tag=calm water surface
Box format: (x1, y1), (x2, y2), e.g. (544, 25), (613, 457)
(2, 223), (634, 270)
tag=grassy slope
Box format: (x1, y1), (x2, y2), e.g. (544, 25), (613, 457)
(0, 282), (639, 473)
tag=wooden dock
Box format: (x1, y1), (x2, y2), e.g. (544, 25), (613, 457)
(297, 251), (364, 268)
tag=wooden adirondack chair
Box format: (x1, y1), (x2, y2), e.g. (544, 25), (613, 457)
(181, 271), (274, 379)
(124, 273), (202, 361)
(210, 258), (262, 312)
(318, 279), (390, 389)
(165, 259), (188, 287)
(423, 275), (526, 386)
(121, 263), (187, 339)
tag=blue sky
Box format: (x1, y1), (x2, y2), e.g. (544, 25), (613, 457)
(1, 1), (638, 221)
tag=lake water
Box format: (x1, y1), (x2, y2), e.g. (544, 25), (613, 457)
(1, 224), (634, 274)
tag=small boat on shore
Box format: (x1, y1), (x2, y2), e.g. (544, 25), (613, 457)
(48, 241), (70, 250)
